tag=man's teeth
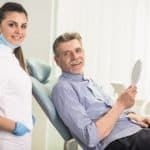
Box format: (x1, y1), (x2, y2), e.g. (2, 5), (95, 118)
(71, 60), (81, 65)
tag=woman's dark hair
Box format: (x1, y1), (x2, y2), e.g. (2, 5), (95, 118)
(0, 2), (28, 70)
(0, 2), (28, 23)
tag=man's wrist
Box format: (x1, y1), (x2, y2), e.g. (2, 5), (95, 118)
(127, 111), (135, 114)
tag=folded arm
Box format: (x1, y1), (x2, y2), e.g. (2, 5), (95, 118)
(96, 85), (137, 140)
(127, 113), (150, 128)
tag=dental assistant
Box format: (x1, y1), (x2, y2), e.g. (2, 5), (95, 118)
(0, 2), (33, 150)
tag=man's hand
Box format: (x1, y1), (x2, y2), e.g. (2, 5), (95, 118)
(12, 122), (30, 136)
(117, 85), (137, 110)
(128, 113), (150, 128)
(143, 117), (150, 126)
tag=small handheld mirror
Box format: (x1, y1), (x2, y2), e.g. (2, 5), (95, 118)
(131, 60), (142, 85)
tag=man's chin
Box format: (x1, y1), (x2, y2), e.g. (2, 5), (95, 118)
(70, 70), (83, 75)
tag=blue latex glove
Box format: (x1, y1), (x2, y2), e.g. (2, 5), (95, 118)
(12, 122), (30, 136)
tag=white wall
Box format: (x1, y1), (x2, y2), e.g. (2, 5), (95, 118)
(55, 0), (150, 101)
(0, 0), (52, 60)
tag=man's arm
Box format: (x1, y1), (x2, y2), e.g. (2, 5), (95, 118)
(51, 82), (101, 147)
(95, 85), (137, 140)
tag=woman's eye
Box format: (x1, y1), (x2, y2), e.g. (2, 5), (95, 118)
(22, 24), (27, 29)
(8, 23), (15, 27)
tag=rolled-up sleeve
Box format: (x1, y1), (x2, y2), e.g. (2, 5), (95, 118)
(51, 82), (101, 148)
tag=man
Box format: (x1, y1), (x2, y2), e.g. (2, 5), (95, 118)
(51, 32), (150, 150)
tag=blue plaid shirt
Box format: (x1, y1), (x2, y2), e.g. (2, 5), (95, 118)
(51, 72), (142, 150)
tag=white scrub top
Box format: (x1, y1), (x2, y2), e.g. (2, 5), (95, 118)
(0, 44), (33, 150)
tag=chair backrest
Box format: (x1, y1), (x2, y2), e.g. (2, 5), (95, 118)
(26, 58), (72, 141)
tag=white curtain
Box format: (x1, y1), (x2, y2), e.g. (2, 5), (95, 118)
(52, 0), (150, 100)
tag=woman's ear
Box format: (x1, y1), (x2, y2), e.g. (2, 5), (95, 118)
(0, 24), (1, 33)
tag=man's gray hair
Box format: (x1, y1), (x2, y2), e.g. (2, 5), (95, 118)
(53, 32), (82, 56)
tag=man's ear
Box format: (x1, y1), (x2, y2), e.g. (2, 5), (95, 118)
(54, 56), (60, 66)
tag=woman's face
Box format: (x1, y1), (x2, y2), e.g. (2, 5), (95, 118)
(0, 11), (28, 45)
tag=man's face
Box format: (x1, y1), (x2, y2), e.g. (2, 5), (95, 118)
(55, 39), (85, 74)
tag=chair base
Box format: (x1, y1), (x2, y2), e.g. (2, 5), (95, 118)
(64, 139), (78, 150)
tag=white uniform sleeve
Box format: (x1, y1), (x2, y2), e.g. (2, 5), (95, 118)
(0, 58), (9, 116)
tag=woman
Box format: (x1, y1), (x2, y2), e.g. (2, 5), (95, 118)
(0, 2), (33, 150)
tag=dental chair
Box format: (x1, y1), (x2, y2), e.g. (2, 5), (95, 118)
(26, 58), (78, 150)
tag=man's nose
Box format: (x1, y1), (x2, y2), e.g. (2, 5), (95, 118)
(71, 52), (78, 59)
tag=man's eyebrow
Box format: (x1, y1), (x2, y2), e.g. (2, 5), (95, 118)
(61, 50), (70, 53)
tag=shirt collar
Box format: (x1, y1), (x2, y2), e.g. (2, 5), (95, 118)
(61, 72), (86, 81)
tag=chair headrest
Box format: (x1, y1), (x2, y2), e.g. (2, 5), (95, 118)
(26, 58), (51, 83)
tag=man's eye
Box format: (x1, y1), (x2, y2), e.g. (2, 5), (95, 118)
(64, 52), (69, 56)
(76, 48), (82, 53)
(64, 53), (68, 56)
